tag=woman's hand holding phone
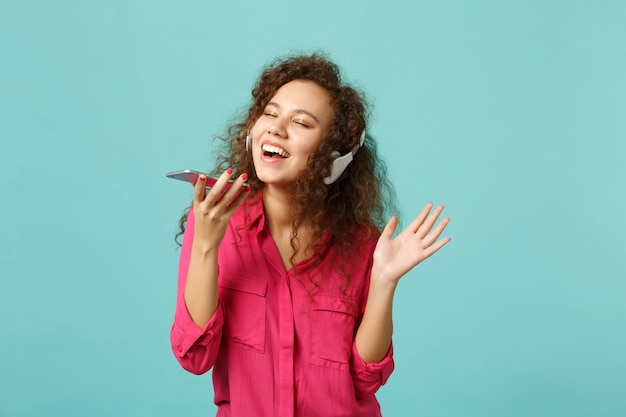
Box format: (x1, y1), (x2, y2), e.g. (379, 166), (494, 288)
(182, 170), (249, 329)
(192, 168), (250, 249)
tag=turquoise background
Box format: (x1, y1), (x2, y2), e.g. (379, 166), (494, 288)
(1, 0), (625, 416)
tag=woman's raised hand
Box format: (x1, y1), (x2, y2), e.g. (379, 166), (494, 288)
(372, 202), (451, 286)
(192, 168), (250, 249)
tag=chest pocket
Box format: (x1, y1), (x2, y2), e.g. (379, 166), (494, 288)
(218, 270), (267, 353)
(310, 295), (358, 372)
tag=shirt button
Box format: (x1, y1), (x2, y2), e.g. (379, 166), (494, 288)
(176, 345), (183, 353)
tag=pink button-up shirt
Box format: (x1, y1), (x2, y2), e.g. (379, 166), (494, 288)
(171, 197), (394, 417)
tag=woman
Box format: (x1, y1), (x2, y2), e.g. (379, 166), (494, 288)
(171, 54), (450, 417)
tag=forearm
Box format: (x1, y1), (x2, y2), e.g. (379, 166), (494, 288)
(183, 241), (220, 329)
(355, 275), (396, 363)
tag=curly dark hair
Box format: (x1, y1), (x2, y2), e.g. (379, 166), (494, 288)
(177, 53), (397, 270)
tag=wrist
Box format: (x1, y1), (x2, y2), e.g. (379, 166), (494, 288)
(368, 273), (398, 301)
(370, 264), (400, 289)
(191, 239), (220, 258)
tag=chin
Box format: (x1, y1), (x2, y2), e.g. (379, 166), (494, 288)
(256, 174), (295, 188)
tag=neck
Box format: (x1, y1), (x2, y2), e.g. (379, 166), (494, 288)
(263, 185), (316, 269)
(262, 185), (293, 234)
(263, 185), (317, 265)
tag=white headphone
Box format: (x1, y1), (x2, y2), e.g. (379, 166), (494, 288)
(245, 130), (365, 185)
(323, 131), (366, 184)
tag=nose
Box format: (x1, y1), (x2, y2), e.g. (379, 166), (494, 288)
(268, 117), (287, 137)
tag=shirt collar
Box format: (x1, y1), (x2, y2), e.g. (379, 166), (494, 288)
(242, 193), (265, 231)
(242, 192), (336, 256)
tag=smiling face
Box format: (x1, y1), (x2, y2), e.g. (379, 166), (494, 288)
(250, 79), (334, 188)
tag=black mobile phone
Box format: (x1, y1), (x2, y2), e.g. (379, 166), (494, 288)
(165, 169), (250, 191)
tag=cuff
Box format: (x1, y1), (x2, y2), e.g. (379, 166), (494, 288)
(171, 301), (224, 358)
(350, 341), (395, 386)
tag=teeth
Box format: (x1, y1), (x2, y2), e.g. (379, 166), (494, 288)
(262, 144), (290, 158)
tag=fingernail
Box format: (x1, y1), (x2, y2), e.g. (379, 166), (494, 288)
(241, 173), (248, 181)
(226, 167), (233, 175)
(199, 175), (206, 181)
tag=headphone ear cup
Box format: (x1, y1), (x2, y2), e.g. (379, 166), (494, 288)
(323, 131), (365, 185)
(324, 151), (354, 185)
(246, 133), (252, 152)
(327, 151), (341, 180)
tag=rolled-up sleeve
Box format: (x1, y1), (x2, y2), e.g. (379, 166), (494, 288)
(350, 340), (394, 398)
(171, 300), (224, 375)
(170, 207), (224, 375)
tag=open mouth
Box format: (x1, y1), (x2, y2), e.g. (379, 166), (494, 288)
(262, 144), (290, 159)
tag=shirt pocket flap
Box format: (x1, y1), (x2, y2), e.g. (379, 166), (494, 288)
(312, 295), (357, 316)
(219, 270), (267, 296)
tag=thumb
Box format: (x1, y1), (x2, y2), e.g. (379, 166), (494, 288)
(381, 215), (398, 240)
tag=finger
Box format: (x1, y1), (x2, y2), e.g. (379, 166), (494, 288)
(408, 202), (434, 233)
(207, 168), (235, 202)
(193, 174), (207, 203)
(422, 217), (450, 248)
(416, 204), (444, 239)
(381, 215), (399, 240)
(221, 172), (249, 202)
(224, 183), (251, 214)
(423, 236), (451, 259)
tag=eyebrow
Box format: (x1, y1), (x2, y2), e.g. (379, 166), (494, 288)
(267, 102), (320, 123)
